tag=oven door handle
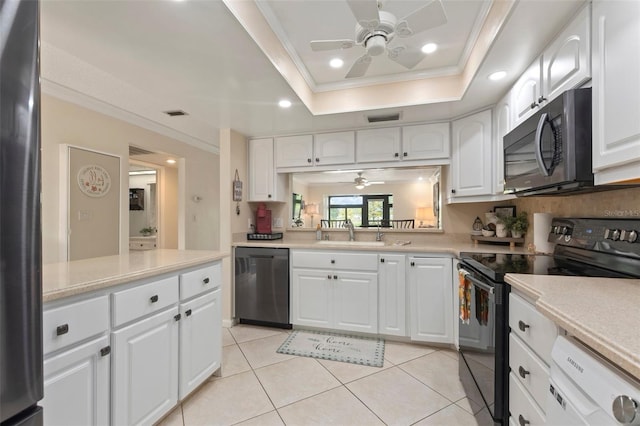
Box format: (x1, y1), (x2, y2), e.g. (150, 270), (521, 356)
(459, 268), (495, 295)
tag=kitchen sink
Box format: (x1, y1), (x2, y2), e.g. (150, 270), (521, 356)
(315, 240), (385, 247)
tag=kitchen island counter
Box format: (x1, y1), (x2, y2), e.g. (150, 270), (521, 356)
(506, 273), (640, 382)
(43, 249), (228, 302)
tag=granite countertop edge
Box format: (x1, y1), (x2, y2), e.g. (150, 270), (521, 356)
(505, 273), (640, 382)
(43, 249), (229, 303)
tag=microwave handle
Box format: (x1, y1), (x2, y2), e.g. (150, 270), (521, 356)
(534, 112), (552, 177)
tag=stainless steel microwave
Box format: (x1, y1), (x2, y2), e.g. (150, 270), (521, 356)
(503, 88), (592, 196)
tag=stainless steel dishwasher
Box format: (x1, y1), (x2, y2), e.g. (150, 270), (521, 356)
(234, 247), (290, 328)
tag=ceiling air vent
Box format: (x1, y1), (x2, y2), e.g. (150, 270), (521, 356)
(367, 113), (401, 123)
(163, 110), (188, 117)
(129, 146), (155, 156)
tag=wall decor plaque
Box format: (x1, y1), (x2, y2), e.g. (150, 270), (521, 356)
(77, 164), (112, 197)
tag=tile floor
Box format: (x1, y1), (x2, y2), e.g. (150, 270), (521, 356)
(157, 325), (494, 426)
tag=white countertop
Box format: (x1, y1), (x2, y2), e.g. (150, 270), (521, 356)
(233, 239), (529, 258)
(505, 274), (640, 382)
(43, 249), (228, 302)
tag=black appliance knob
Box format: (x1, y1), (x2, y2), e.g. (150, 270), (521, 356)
(612, 395), (640, 424)
(562, 226), (572, 236)
(626, 230), (638, 243)
(611, 229), (621, 241)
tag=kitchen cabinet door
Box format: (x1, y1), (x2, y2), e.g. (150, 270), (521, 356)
(290, 269), (332, 328)
(592, 0), (640, 184)
(333, 271), (378, 333)
(42, 335), (110, 426)
(314, 131), (355, 166)
(356, 127), (401, 163)
(402, 123), (450, 160)
(275, 135), (313, 168)
(249, 138), (286, 202)
(493, 93), (511, 194)
(112, 307), (179, 426)
(450, 110), (493, 198)
(511, 58), (543, 126)
(179, 289), (221, 400)
(541, 5), (591, 104)
(408, 257), (453, 344)
(378, 254), (406, 337)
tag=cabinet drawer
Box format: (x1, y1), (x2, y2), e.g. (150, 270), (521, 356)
(180, 263), (221, 301)
(43, 295), (109, 355)
(509, 293), (558, 365)
(509, 333), (550, 411)
(112, 276), (179, 327)
(291, 250), (378, 271)
(129, 241), (156, 250)
(509, 373), (545, 426)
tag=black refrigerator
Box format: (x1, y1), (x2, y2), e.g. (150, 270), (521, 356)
(0, 0), (44, 425)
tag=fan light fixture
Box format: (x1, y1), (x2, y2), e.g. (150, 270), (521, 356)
(278, 99), (292, 108)
(329, 58), (344, 68)
(489, 71), (507, 81)
(421, 43), (437, 54)
(354, 172), (370, 190)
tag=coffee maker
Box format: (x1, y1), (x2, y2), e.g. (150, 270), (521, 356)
(255, 202), (272, 234)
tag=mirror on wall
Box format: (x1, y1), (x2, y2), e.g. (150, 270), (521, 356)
(290, 166), (441, 230)
(129, 163), (158, 246)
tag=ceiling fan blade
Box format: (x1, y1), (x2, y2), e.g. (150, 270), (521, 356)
(310, 39), (355, 52)
(346, 0), (380, 30)
(345, 54), (372, 78)
(396, 0), (447, 37)
(388, 46), (425, 69)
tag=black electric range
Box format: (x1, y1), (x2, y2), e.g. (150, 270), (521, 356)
(457, 218), (640, 425)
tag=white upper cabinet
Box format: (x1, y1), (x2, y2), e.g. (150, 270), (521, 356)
(450, 110), (493, 199)
(275, 132), (355, 169)
(356, 125), (449, 164)
(314, 131), (356, 165)
(356, 127), (401, 163)
(512, 5), (591, 127)
(402, 123), (450, 160)
(275, 135), (313, 168)
(592, 0), (640, 184)
(542, 5), (591, 104)
(493, 93), (511, 194)
(249, 138), (286, 202)
(511, 58), (543, 126)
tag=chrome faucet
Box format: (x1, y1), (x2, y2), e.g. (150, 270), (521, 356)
(376, 224), (384, 242)
(344, 219), (355, 241)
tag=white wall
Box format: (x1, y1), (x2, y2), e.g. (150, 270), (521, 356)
(41, 95), (220, 263)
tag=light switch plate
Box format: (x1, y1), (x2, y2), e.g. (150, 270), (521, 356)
(273, 217), (283, 228)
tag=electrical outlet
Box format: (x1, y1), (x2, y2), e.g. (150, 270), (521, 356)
(273, 217), (283, 228)
(248, 218), (253, 229)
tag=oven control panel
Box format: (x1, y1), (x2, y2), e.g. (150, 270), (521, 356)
(549, 218), (640, 253)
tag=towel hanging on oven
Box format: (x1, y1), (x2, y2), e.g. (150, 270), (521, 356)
(458, 270), (471, 324)
(475, 287), (489, 326)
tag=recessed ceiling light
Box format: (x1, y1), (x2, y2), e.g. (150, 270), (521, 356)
(278, 99), (292, 108)
(421, 43), (437, 54)
(166, 159), (176, 164)
(329, 58), (344, 68)
(418, 176), (423, 181)
(489, 71), (507, 81)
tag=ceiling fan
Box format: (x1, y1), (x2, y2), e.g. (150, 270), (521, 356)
(353, 172), (384, 189)
(310, 0), (448, 78)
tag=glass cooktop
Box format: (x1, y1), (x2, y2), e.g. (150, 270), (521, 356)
(459, 251), (633, 282)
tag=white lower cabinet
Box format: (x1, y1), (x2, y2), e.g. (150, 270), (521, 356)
(179, 288), (222, 399)
(42, 335), (110, 426)
(378, 254), (406, 336)
(408, 256), (453, 344)
(112, 307), (180, 426)
(291, 268), (377, 333)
